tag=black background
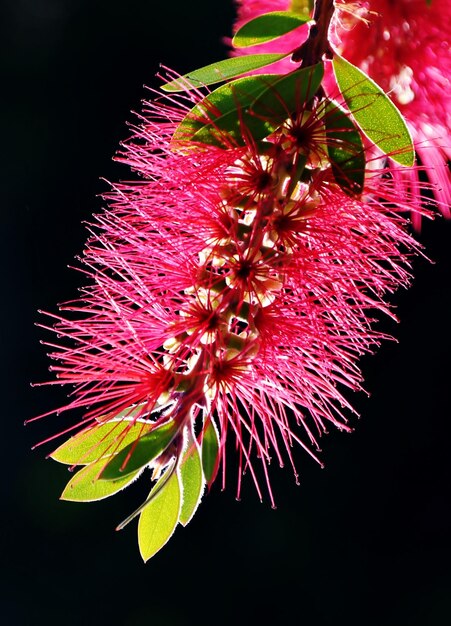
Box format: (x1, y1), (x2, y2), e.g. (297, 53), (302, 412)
(2, 1), (450, 624)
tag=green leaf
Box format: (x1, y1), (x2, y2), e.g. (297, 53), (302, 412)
(290, 0), (313, 13)
(162, 54), (289, 92)
(201, 418), (220, 486)
(179, 428), (204, 526)
(285, 153), (307, 199)
(50, 411), (152, 465)
(61, 458), (141, 502)
(173, 64), (323, 149)
(232, 12), (311, 48)
(332, 55), (414, 166)
(173, 74), (281, 147)
(138, 471), (181, 562)
(99, 420), (178, 481)
(250, 63), (324, 122)
(324, 100), (365, 195)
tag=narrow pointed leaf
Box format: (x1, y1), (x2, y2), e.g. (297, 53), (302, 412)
(332, 55), (414, 166)
(201, 418), (220, 486)
(174, 65), (323, 149)
(162, 54), (288, 92)
(61, 458), (141, 502)
(115, 460), (176, 531)
(50, 412), (151, 465)
(324, 100), (365, 195)
(138, 471), (181, 562)
(179, 429), (204, 526)
(99, 420), (177, 481)
(250, 63), (324, 121)
(233, 11), (311, 48)
(173, 74), (281, 147)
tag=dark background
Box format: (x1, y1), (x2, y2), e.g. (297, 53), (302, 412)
(2, 1), (450, 624)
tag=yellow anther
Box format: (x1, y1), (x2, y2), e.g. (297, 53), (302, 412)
(163, 336), (181, 353)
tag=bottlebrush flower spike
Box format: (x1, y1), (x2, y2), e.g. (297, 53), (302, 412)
(32, 63), (425, 560)
(231, 0), (451, 228)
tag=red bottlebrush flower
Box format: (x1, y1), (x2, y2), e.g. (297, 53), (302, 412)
(36, 80), (421, 516)
(232, 0), (451, 227)
(332, 0), (451, 228)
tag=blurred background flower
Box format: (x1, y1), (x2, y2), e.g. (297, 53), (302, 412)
(232, 0), (451, 228)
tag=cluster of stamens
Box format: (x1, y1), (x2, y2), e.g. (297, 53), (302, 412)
(156, 109), (327, 451)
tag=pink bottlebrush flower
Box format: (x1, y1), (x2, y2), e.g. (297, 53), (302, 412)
(37, 82), (421, 510)
(232, 0), (451, 227)
(332, 0), (451, 228)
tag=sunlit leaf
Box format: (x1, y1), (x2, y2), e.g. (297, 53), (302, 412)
(250, 63), (324, 122)
(332, 55), (414, 166)
(232, 12), (311, 48)
(138, 471), (181, 562)
(162, 54), (288, 92)
(50, 411), (151, 465)
(290, 0), (313, 14)
(61, 458), (141, 502)
(174, 64), (323, 149)
(201, 418), (220, 486)
(173, 74), (280, 147)
(99, 420), (177, 481)
(179, 428), (204, 526)
(324, 100), (365, 195)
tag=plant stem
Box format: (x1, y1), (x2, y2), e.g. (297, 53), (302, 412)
(291, 0), (335, 66)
